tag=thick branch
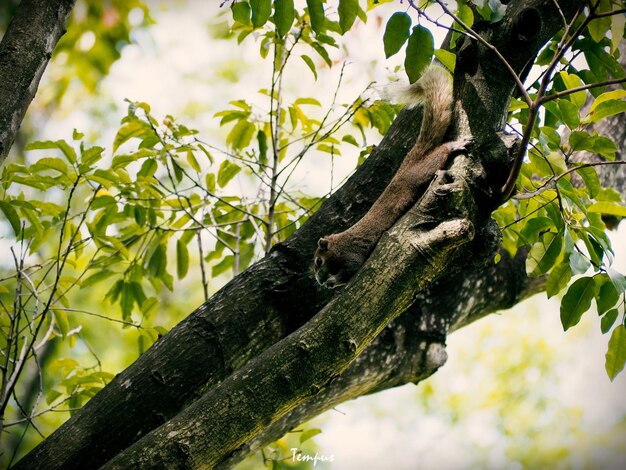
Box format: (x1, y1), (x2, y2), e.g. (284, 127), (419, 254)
(104, 157), (478, 469)
(0, 0), (75, 164)
(15, 0), (583, 468)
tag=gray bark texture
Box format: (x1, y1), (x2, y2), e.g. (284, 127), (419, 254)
(11, 0), (626, 468)
(0, 0), (75, 163)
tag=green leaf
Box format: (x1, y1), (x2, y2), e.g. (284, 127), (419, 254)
(25, 140), (77, 163)
(546, 262), (572, 298)
(434, 49), (456, 72)
(588, 201), (626, 217)
(404, 25), (434, 83)
(120, 282), (135, 319)
(601, 309), (619, 334)
(610, 11), (625, 53)
(596, 277), (619, 315)
(251, 0), (271, 28)
(590, 89), (626, 112)
(53, 309), (70, 337)
(187, 150), (201, 172)
(148, 243), (167, 278)
(606, 267), (626, 294)
(257, 130), (268, 163)
(141, 297), (160, 318)
(104, 279), (124, 304)
(0, 200), (21, 236)
(559, 71), (586, 109)
(590, 136), (617, 160)
(81, 270), (116, 289)
(212, 254), (234, 277)
(206, 173), (216, 193)
(560, 276), (597, 331)
(312, 42), (332, 67)
(176, 239), (189, 279)
(338, 0), (358, 34)
(218, 160), (242, 188)
(294, 97), (321, 106)
(226, 120), (255, 150)
(606, 325), (626, 381)
(342, 135), (358, 146)
(383, 12), (411, 58)
(274, 0), (295, 37)
(576, 165), (600, 198)
(557, 99), (580, 129)
(300, 428), (322, 443)
(519, 216), (554, 245)
(588, 15), (611, 43)
(113, 120), (150, 153)
(81, 146), (104, 167)
(129, 281), (147, 307)
(46, 389), (62, 405)
(138, 158), (158, 178)
(306, 0), (325, 34)
(526, 231), (562, 276)
(588, 100), (626, 123)
(301, 54), (318, 80)
(31, 157), (70, 177)
(232, 1), (251, 25)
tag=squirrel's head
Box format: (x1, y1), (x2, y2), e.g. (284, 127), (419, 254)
(313, 235), (365, 289)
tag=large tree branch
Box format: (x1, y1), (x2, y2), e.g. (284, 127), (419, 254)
(0, 0), (75, 164)
(103, 156), (480, 468)
(15, 0), (584, 468)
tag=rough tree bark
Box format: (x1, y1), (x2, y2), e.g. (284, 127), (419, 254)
(7, 0), (624, 468)
(0, 0), (76, 164)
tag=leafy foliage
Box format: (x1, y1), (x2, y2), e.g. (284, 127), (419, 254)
(1, 0), (626, 465)
(0, 1), (402, 462)
(490, 0), (626, 380)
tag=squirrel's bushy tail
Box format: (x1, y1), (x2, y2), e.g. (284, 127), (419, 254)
(393, 65), (453, 154)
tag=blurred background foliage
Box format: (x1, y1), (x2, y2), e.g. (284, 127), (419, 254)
(0, 0), (625, 468)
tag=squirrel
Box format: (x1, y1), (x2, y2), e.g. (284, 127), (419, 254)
(313, 64), (473, 288)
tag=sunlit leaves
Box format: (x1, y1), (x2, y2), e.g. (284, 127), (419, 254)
(226, 120), (256, 150)
(113, 119), (154, 153)
(569, 131), (617, 160)
(25, 139), (77, 163)
(218, 160), (242, 187)
(526, 230), (563, 276)
(587, 201), (626, 217)
(434, 49), (456, 73)
(606, 325), (626, 381)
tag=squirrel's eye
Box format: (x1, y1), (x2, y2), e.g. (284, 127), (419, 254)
(314, 257), (323, 268)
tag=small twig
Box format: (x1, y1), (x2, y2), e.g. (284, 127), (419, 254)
(196, 230), (209, 302)
(514, 160), (626, 199)
(540, 77), (626, 104)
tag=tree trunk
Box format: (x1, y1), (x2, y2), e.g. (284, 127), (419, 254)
(0, 0), (76, 163)
(15, 0), (622, 468)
